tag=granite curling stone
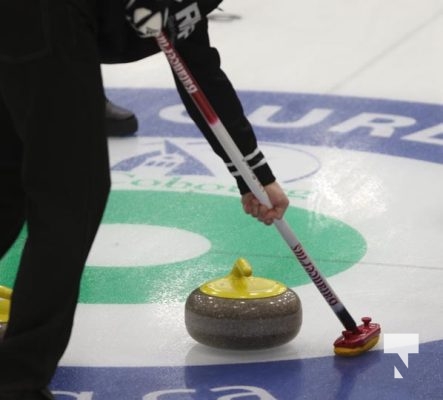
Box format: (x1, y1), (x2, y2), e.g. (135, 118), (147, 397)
(0, 286), (12, 340)
(185, 258), (302, 350)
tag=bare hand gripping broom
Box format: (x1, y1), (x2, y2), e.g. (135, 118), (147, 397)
(155, 32), (380, 356)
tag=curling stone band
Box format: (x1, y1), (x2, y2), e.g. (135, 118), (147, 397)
(185, 258), (302, 350)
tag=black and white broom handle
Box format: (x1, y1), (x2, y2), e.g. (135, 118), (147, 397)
(156, 32), (358, 332)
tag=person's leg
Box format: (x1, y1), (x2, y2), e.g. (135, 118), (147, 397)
(0, 0), (110, 394)
(0, 97), (25, 259)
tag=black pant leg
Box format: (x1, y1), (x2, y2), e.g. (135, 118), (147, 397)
(0, 98), (26, 258)
(0, 0), (110, 392)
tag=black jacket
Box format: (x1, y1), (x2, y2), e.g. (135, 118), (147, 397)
(0, 0), (222, 64)
(96, 0), (160, 63)
(96, 0), (223, 64)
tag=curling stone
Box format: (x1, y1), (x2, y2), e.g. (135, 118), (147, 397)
(0, 286), (12, 340)
(185, 258), (302, 350)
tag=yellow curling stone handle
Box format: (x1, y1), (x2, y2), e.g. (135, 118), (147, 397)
(0, 286), (12, 323)
(200, 258), (287, 299)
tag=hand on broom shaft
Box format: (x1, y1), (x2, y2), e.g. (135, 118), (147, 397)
(242, 182), (289, 226)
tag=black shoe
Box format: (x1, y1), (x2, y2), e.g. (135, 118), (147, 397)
(105, 98), (138, 137)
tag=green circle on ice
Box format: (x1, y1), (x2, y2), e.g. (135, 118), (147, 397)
(79, 190), (367, 304)
(0, 190), (367, 304)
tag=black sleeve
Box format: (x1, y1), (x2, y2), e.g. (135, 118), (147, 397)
(96, 0), (162, 64)
(172, 18), (275, 194)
